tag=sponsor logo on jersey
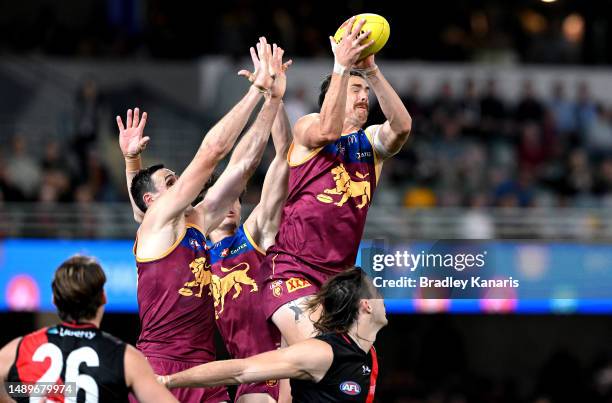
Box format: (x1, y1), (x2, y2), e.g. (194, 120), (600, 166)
(340, 381), (361, 396)
(285, 278), (311, 293)
(230, 243), (247, 255)
(221, 248), (230, 258)
(59, 328), (96, 340)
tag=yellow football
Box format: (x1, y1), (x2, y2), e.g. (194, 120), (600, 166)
(333, 13), (390, 61)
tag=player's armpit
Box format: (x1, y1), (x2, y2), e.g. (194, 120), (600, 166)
(124, 345), (178, 403)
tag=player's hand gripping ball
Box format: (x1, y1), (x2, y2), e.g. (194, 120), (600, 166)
(333, 13), (390, 61)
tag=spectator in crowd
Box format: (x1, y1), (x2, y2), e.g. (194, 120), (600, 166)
(515, 79), (545, 123)
(548, 81), (577, 135)
(5, 135), (42, 201)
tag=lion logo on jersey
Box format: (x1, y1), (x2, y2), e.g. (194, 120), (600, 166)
(178, 257), (212, 298)
(210, 262), (258, 319)
(318, 163), (371, 209)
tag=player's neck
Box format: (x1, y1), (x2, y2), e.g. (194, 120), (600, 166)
(209, 226), (237, 243)
(347, 321), (377, 353)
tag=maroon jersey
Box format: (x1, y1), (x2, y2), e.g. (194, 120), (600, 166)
(207, 225), (280, 400)
(135, 224), (216, 363)
(268, 128), (380, 275)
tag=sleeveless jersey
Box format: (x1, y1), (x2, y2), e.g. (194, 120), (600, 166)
(135, 224), (216, 362)
(6, 323), (129, 403)
(290, 332), (379, 402)
(268, 128), (380, 275)
(206, 225), (280, 358)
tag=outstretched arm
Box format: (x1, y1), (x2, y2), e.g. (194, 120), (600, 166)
(358, 55), (412, 158)
(139, 42), (276, 231)
(244, 101), (291, 251)
(293, 17), (373, 149)
(163, 339), (332, 388)
(196, 40), (291, 235)
(125, 345), (178, 403)
(117, 108), (149, 223)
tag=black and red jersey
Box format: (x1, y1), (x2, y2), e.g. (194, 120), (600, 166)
(6, 322), (129, 402)
(290, 332), (379, 402)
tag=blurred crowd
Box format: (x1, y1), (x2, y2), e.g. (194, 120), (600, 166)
(0, 80), (116, 206)
(373, 77), (612, 209)
(4, 77), (612, 213)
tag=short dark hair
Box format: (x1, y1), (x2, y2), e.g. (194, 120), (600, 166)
(130, 164), (164, 213)
(307, 267), (376, 334)
(318, 70), (366, 108)
(52, 255), (106, 322)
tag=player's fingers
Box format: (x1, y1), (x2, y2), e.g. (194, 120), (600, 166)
(343, 16), (356, 39)
(126, 109), (133, 128)
(329, 36), (337, 50)
(249, 47), (259, 66)
(133, 107), (140, 127)
(282, 59), (293, 72)
(139, 136), (150, 149)
(356, 39), (375, 53)
(353, 30), (371, 47)
(138, 111), (147, 130)
(116, 116), (125, 131)
(351, 19), (367, 39)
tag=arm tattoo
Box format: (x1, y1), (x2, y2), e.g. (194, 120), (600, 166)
(289, 302), (303, 322)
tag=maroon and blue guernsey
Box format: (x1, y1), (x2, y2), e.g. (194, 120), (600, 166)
(207, 224), (281, 400)
(134, 224), (216, 363)
(262, 127), (381, 318)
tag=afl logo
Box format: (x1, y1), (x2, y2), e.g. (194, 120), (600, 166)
(340, 381), (361, 396)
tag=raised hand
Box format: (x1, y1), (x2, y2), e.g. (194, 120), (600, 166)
(117, 108), (149, 158)
(269, 44), (292, 99)
(238, 42), (292, 89)
(251, 37), (274, 92)
(329, 17), (374, 69)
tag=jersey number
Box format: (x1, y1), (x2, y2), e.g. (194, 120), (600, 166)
(30, 343), (100, 403)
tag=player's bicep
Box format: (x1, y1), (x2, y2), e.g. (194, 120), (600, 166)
(124, 345), (177, 403)
(0, 338), (21, 403)
(0, 338), (20, 381)
(293, 114), (333, 149)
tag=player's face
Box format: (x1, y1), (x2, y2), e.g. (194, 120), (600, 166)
(345, 75), (370, 126)
(147, 168), (195, 213)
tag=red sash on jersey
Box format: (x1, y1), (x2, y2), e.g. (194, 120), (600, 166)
(341, 334), (378, 402)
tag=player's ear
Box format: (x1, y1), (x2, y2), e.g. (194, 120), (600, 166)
(143, 192), (154, 207)
(361, 299), (372, 314)
(101, 290), (107, 305)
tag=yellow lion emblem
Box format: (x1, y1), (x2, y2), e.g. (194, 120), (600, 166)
(178, 257), (212, 298)
(210, 262), (258, 319)
(320, 163), (371, 209)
